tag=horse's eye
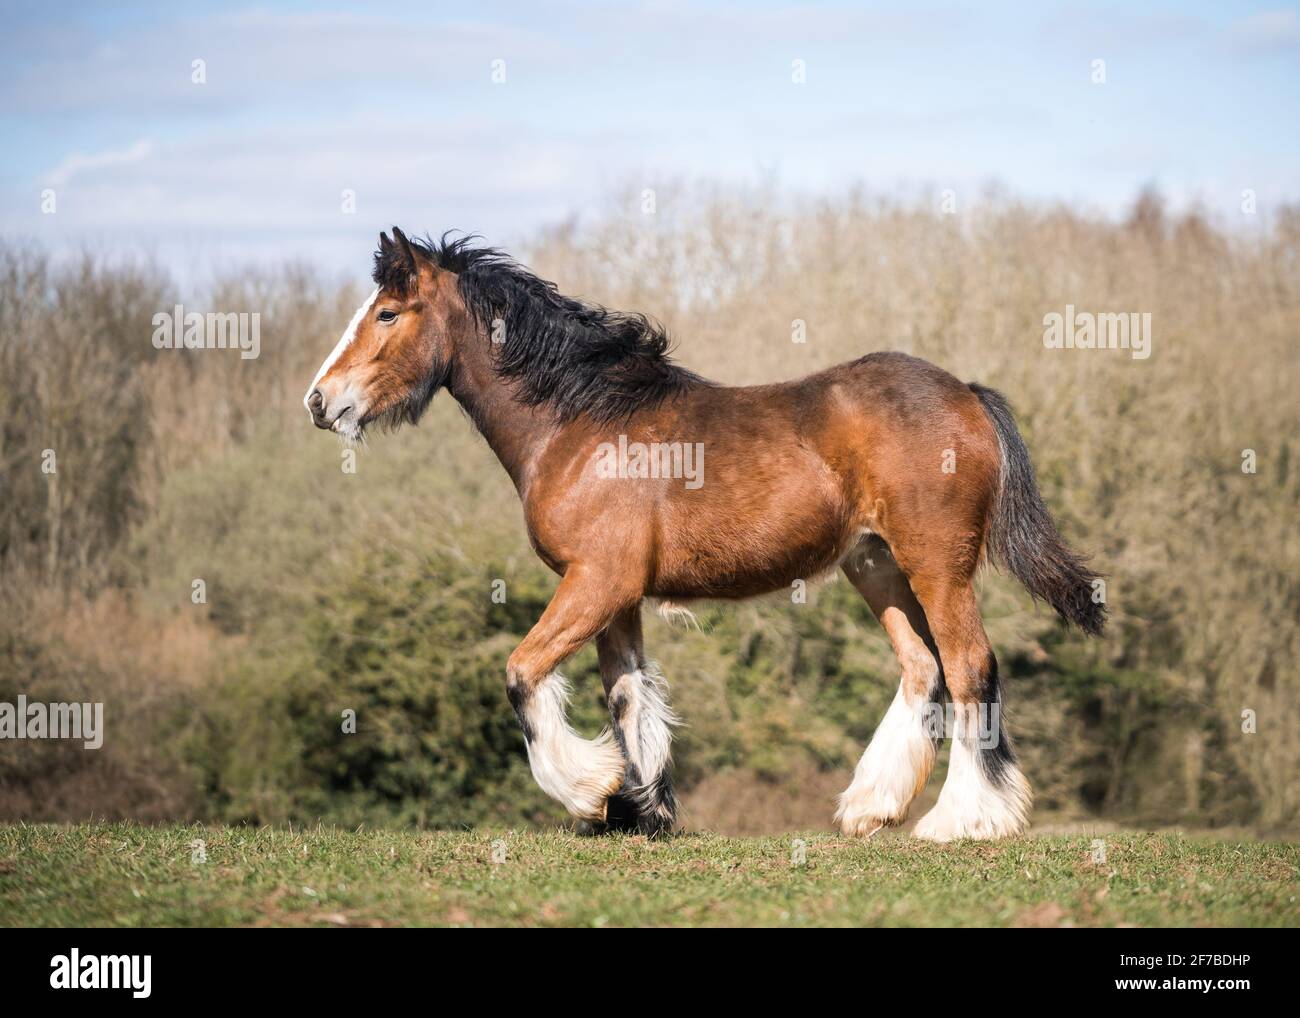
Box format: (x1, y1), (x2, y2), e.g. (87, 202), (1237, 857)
(377, 309), (398, 323)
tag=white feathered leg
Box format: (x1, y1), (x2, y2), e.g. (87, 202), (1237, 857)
(598, 607), (679, 834)
(511, 673), (625, 822)
(913, 699), (1031, 842)
(836, 681), (939, 836)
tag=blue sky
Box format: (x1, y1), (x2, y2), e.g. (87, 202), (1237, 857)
(2, 1), (1298, 281)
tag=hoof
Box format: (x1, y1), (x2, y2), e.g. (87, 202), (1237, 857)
(835, 785), (911, 838)
(839, 814), (892, 839)
(911, 767), (1032, 842)
(602, 791), (642, 832)
(597, 790), (677, 837)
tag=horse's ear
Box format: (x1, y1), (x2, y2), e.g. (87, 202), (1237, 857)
(391, 226), (420, 275)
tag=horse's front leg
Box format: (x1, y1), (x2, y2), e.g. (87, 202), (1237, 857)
(506, 566), (634, 823)
(597, 604), (679, 835)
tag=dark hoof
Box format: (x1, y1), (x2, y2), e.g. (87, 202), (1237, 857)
(597, 791), (677, 837)
(602, 791), (643, 833)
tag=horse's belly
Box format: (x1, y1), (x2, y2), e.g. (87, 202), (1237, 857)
(649, 490), (858, 599)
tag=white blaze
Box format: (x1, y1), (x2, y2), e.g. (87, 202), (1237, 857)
(305, 287), (379, 415)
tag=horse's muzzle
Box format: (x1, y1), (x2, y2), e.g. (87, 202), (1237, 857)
(306, 389), (333, 430)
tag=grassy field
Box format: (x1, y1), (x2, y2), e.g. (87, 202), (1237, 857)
(1, 823), (1296, 927)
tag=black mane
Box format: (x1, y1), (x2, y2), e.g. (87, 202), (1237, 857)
(373, 232), (708, 425)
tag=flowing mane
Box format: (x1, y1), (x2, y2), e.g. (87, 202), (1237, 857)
(373, 233), (709, 425)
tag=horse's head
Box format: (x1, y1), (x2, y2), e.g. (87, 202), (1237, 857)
(304, 227), (459, 440)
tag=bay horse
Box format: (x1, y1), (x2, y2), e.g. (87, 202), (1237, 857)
(305, 228), (1105, 841)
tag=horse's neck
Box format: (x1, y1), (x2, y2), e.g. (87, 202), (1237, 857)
(447, 332), (555, 494)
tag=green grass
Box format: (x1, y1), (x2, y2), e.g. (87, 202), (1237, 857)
(1, 824), (1296, 927)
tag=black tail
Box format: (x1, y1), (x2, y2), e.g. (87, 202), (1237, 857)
(970, 383), (1106, 636)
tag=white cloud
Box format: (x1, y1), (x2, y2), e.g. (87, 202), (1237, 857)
(46, 139), (154, 187)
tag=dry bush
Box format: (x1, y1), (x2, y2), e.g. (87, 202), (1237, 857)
(0, 249), (164, 589)
(0, 585), (209, 820)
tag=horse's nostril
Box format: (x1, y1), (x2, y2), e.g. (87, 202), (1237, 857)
(308, 389), (323, 409)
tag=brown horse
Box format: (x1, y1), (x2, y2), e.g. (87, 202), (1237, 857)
(305, 228), (1105, 841)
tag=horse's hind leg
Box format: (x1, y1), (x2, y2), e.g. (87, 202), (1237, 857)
(836, 537), (944, 837)
(597, 604), (679, 835)
(907, 579), (1031, 841)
